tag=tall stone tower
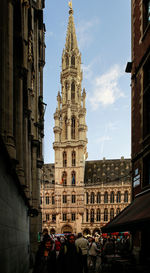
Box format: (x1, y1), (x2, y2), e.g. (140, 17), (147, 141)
(53, 2), (88, 234)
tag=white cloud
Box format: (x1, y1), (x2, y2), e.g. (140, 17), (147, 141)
(88, 64), (124, 110)
(76, 18), (99, 49)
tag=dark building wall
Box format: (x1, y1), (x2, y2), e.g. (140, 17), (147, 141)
(0, 138), (30, 273)
(0, 0), (46, 271)
(131, 0), (150, 196)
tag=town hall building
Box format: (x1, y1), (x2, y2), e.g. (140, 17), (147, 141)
(40, 2), (131, 235)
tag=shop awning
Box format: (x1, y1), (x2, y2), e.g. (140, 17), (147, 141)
(102, 190), (150, 233)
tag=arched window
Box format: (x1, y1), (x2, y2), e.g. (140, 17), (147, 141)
(104, 208), (108, 221)
(65, 117), (68, 139)
(65, 55), (69, 67)
(110, 208), (114, 220)
(116, 208), (120, 215)
(62, 171), (67, 186)
(71, 55), (75, 66)
(72, 151), (76, 166)
(90, 209), (94, 223)
(124, 191), (128, 202)
(71, 171), (76, 185)
(96, 209), (101, 221)
(90, 192), (95, 204)
(97, 192), (101, 203)
(46, 196), (49, 205)
(62, 194), (67, 203)
(71, 116), (75, 139)
(86, 192), (89, 204)
(52, 194), (55, 205)
(110, 191), (114, 203)
(104, 192), (108, 203)
(63, 151), (67, 167)
(71, 82), (75, 102)
(116, 191), (121, 203)
(86, 209), (89, 222)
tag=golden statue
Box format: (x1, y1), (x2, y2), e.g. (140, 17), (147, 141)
(68, 1), (72, 9)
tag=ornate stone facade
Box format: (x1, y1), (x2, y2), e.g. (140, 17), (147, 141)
(41, 4), (132, 235)
(0, 1), (45, 272)
(41, 158), (131, 235)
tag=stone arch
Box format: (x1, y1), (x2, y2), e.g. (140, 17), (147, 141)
(61, 224), (73, 234)
(83, 229), (91, 236)
(92, 228), (100, 236)
(50, 228), (55, 234)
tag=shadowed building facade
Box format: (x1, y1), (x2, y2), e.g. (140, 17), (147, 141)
(0, 1), (45, 272)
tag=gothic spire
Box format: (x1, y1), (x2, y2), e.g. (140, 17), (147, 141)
(65, 1), (79, 52)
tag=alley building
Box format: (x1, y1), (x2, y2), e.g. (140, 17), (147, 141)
(0, 1), (45, 273)
(41, 3), (132, 235)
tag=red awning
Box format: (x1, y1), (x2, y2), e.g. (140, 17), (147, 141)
(102, 190), (150, 233)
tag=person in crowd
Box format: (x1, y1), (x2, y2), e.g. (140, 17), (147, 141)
(88, 237), (101, 272)
(103, 237), (115, 255)
(55, 237), (61, 258)
(57, 234), (83, 273)
(75, 232), (89, 273)
(33, 236), (57, 273)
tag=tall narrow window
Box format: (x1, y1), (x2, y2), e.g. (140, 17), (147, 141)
(65, 82), (68, 102)
(66, 55), (69, 67)
(65, 117), (68, 139)
(86, 209), (89, 222)
(46, 196), (49, 205)
(71, 55), (75, 66)
(104, 192), (108, 203)
(116, 208), (120, 215)
(52, 194), (55, 204)
(116, 191), (121, 203)
(72, 151), (76, 166)
(90, 192), (95, 204)
(63, 151), (67, 167)
(90, 209), (94, 223)
(72, 194), (76, 203)
(124, 191), (128, 202)
(110, 208), (114, 220)
(63, 213), (67, 221)
(104, 208), (108, 221)
(63, 194), (67, 203)
(72, 213), (76, 221)
(71, 116), (75, 139)
(110, 191), (114, 203)
(62, 171), (67, 186)
(71, 171), (76, 185)
(97, 192), (101, 203)
(86, 192), (89, 204)
(71, 82), (75, 102)
(46, 214), (49, 221)
(96, 209), (101, 221)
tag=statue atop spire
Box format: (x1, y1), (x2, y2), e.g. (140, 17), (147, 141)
(68, 0), (73, 14)
(68, 1), (72, 9)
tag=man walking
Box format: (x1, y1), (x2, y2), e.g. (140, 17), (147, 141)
(75, 233), (89, 273)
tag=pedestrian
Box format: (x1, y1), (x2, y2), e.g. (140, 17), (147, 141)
(57, 233), (83, 273)
(88, 237), (101, 272)
(75, 232), (89, 273)
(33, 236), (57, 273)
(55, 237), (61, 258)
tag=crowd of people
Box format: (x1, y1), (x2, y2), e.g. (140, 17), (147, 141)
(33, 229), (131, 273)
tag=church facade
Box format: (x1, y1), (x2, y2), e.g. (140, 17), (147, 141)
(41, 4), (131, 235)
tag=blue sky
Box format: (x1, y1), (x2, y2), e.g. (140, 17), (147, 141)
(43, 0), (131, 163)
